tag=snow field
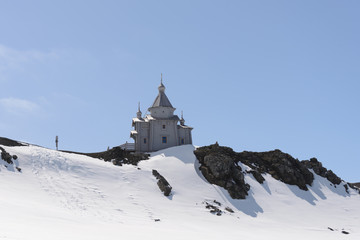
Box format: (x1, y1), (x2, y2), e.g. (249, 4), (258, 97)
(1, 144), (359, 239)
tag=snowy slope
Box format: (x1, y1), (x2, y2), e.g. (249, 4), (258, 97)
(1, 144), (359, 240)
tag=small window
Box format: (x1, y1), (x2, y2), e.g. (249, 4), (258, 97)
(162, 124), (166, 129)
(181, 138), (184, 144)
(143, 138), (147, 144)
(162, 136), (167, 143)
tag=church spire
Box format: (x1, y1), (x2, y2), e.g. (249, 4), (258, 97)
(136, 102), (142, 119)
(180, 110), (185, 126)
(158, 73), (165, 92)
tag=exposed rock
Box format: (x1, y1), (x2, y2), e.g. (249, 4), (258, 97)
(62, 147), (149, 166)
(12, 155), (18, 160)
(302, 158), (342, 185)
(194, 146), (249, 199)
(152, 169), (172, 196)
(349, 182), (360, 193)
(238, 149), (313, 191)
(225, 207), (234, 213)
(195, 144), (315, 195)
(342, 230), (350, 234)
(0, 147), (13, 164)
(213, 200), (221, 206)
(0, 137), (25, 147)
(204, 202), (222, 216)
(246, 170), (265, 184)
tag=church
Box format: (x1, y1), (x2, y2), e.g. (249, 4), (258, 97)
(130, 77), (193, 153)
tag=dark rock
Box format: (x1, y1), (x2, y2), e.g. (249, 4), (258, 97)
(239, 149), (313, 191)
(0, 147), (13, 164)
(247, 170), (265, 184)
(213, 200), (221, 206)
(194, 144), (314, 192)
(325, 170), (341, 185)
(0, 137), (25, 147)
(302, 158), (342, 185)
(12, 155), (18, 160)
(205, 202), (222, 216)
(328, 227), (334, 231)
(62, 147), (149, 166)
(348, 183), (360, 194)
(225, 207), (234, 213)
(152, 169), (172, 196)
(194, 146), (249, 199)
(342, 230), (349, 234)
(203, 153), (233, 179)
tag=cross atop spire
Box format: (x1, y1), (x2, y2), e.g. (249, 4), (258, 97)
(161, 73), (163, 84)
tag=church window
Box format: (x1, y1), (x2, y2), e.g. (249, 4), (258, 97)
(162, 136), (167, 143)
(162, 124), (166, 129)
(181, 138), (184, 144)
(143, 138), (147, 144)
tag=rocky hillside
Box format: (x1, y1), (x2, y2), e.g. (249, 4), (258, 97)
(194, 143), (358, 199)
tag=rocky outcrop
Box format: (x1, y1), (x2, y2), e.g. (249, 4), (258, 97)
(0, 137), (25, 147)
(0, 146), (16, 164)
(246, 170), (265, 184)
(0, 146), (21, 172)
(194, 144), (315, 197)
(301, 158), (341, 185)
(194, 144), (250, 199)
(152, 170), (172, 196)
(63, 147), (149, 166)
(351, 182), (360, 189)
(238, 149), (314, 190)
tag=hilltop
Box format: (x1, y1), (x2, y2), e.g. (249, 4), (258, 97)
(1, 138), (359, 239)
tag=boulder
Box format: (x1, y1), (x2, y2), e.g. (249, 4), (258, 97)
(152, 170), (172, 196)
(194, 146), (249, 199)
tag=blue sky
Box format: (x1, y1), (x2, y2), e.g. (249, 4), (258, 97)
(0, 0), (359, 182)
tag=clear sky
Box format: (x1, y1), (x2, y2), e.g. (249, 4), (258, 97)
(0, 0), (359, 182)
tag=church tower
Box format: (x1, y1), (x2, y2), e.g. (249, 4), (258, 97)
(130, 76), (193, 152)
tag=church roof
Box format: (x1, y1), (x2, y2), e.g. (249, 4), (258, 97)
(151, 91), (174, 108)
(150, 80), (174, 108)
